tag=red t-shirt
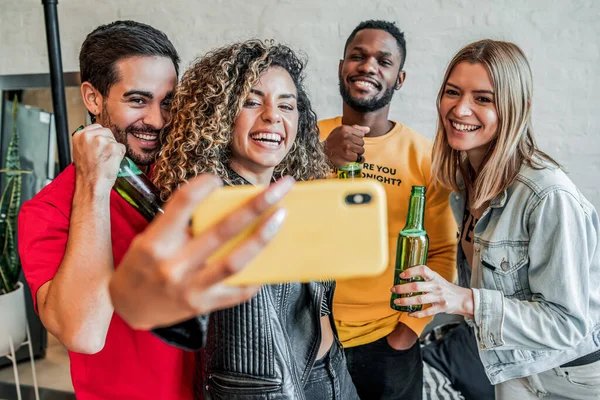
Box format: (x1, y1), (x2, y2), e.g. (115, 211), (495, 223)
(18, 165), (194, 400)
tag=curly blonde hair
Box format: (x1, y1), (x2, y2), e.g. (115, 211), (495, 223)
(153, 39), (329, 199)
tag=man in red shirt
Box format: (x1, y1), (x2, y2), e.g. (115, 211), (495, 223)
(18, 20), (193, 400)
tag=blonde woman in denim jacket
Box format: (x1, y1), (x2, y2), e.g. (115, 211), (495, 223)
(392, 39), (600, 399)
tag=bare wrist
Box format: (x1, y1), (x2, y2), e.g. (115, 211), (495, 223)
(75, 175), (113, 201)
(460, 288), (475, 319)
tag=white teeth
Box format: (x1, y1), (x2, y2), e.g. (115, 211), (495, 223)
(250, 133), (283, 143)
(451, 121), (480, 132)
(132, 132), (157, 141)
(258, 141), (279, 148)
(354, 80), (376, 89)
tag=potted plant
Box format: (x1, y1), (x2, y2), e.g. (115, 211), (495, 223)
(0, 96), (31, 357)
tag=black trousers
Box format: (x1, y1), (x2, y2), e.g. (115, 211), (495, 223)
(344, 337), (423, 400)
(422, 320), (493, 400)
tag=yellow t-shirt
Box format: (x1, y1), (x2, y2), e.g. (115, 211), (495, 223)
(319, 116), (457, 348)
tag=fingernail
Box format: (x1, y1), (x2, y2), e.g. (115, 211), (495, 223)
(261, 208), (287, 241)
(264, 176), (294, 205)
(187, 175), (222, 202)
(210, 175), (223, 188)
(191, 174), (221, 189)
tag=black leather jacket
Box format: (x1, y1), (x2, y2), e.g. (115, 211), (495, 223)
(154, 281), (335, 399)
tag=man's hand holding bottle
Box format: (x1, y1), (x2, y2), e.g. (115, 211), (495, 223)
(324, 125), (369, 167)
(72, 123), (125, 194)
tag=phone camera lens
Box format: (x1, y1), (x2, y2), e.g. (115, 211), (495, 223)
(345, 193), (372, 205)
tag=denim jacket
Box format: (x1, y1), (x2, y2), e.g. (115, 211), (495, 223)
(450, 162), (600, 384)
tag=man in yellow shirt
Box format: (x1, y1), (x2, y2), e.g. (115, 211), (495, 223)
(319, 20), (457, 399)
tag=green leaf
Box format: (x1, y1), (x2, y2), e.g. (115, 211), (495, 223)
(0, 95), (27, 293)
(0, 177), (12, 247)
(6, 99), (22, 177)
(0, 177), (17, 291)
(0, 257), (9, 294)
(6, 220), (19, 283)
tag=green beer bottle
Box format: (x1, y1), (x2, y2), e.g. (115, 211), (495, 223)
(72, 125), (163, 222)
(390, 186), (429, 312)
(337, 162), (362, 179)
(113, 157), (164, 222)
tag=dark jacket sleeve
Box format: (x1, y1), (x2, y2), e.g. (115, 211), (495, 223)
(152, 314), (210, 351)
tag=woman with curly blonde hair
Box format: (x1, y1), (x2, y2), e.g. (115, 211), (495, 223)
(152, 40), (359, 400)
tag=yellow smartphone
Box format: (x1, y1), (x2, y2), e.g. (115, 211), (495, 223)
(192, 179), (388, 285)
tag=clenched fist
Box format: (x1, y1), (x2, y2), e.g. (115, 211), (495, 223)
(323, 125), (370, 167)
(72, 124), (125, 193)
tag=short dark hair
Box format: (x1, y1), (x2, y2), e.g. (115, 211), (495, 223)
(343, 20), (407, 70)
(79, 20), (180, 97)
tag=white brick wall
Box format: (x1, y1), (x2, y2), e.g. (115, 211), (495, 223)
(1, 0), (599, 208)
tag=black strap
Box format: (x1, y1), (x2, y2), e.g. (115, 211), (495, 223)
(560, 348), (600, 368)
(226, 165), (277, 186)
(226, 166), (252, 186)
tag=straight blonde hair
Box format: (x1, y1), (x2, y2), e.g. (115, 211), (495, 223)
(431, 39), (558, 210)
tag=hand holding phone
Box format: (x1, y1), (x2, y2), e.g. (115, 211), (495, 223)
(192, 179), (389, 285)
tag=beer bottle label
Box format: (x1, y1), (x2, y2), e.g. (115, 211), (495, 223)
(338, 162), (362, 179)
(117, 157), (144, 178)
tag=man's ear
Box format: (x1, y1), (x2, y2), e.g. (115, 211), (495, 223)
(338, 59), (344, 79)
(80, 82), (103, 121)
(394, 70), (406, 90)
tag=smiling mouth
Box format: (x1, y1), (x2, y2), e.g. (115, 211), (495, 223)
(130, 131), (159, 142)
(349, 77), (380, 91)
(450, 120), (481, 133)
(250, 132), (283, 147)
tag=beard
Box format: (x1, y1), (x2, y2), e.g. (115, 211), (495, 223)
(98, 111), (161, 167)
(338, 75), (395, 113)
